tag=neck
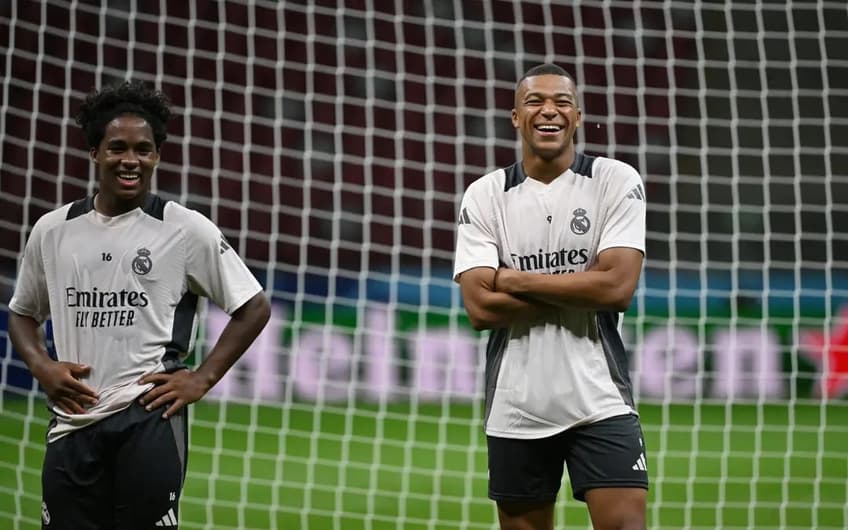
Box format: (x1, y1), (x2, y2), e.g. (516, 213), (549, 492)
(522, 147), (575, 184)
(94, 192), (147, 216)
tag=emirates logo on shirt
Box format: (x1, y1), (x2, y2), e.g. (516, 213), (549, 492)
(67, 286), (148, 328)
(510, 247), (590, 273)
(132, 248), (153, 275)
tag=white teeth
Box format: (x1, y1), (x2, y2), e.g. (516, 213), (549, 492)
(536, 125), (562, 131)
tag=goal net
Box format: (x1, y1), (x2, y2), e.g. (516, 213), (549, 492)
(1, 2), (846, 529)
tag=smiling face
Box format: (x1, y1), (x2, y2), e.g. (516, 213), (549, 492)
(512, 74), (582, 178)
(90, 114), (159, 215)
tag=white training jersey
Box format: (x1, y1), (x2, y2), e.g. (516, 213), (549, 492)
(454, 153), (646, 439)
(9, 194), (263, 442)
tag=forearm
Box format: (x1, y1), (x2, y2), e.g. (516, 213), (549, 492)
(459, 267), (555, 330)
(8, 312), (52, 376)
(193, 293), (271, 389)
(468, 289), (553, 330)
(496, 248), (643, 312)
(507, 270), (632, 312)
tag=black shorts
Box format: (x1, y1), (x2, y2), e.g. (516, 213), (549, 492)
(40, 400), (188, 529)
(487, 413), (649, 503)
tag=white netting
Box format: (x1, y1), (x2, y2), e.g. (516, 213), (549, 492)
(1, 2), (847, 529)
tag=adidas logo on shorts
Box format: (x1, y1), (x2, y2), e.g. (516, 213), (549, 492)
(155, 507), (178, 527)
(632, 452), (648, 472)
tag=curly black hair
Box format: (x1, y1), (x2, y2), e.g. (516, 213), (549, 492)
(75, 79), (171, 149)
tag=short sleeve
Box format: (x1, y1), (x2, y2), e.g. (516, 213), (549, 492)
(181, 211), (263, 314)
(9, 220), (51, 323)
(597, 162), (647, 256)
(453, 181), (500, 281)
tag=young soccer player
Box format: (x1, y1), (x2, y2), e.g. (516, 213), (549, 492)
(8, 79), (271, 529)
(454, 64), (649, 530)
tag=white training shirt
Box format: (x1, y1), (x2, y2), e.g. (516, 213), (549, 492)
(9, 194), (263, 442)
(454, 153), (647, 439)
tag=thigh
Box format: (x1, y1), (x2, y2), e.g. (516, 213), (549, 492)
(41, 429), (113, 530)
(563, 414), (649, 502)
(113, 402), (188, 529)
(497, 500), (556, 530)
(487, 432), (568, 503)
(585, 487), (647, 530)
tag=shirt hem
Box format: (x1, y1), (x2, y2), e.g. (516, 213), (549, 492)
(222, 284), (263, 315)
(453, 262), (497, 282)
(47, 386), (151, 443)
(485, 407), (637, 440)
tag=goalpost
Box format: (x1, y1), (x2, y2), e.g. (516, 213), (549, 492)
(1, 2), (846, 529)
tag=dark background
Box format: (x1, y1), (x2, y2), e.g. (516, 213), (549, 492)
(1, 1), (846, 388)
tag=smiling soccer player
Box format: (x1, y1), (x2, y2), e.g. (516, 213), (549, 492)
(8, 80), (271, 530)
(454, 64), (649, 530)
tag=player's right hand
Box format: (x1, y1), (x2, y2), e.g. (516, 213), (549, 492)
(32, 361), (99, 415)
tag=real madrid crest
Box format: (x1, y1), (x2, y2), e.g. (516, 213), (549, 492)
(132, 248), (153, 275)
(570, 208), (591, 235)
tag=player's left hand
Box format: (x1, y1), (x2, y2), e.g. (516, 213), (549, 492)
(137, 369), (211, 419)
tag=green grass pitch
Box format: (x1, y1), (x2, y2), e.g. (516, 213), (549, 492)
(1, 397), (846, 529)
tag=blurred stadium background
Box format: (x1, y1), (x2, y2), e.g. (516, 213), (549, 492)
(1, 1), (847, 529)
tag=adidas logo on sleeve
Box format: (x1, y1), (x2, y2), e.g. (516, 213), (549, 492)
(625, 184), (645, 201)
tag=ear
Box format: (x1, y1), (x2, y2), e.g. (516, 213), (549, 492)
(89, 147), (98, 164)
(511, 108), (519, 129)
(576, 107), (583, 128)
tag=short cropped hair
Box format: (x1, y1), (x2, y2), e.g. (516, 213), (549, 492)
(516, 64), (576, 89)
(76, 79), (171, 149)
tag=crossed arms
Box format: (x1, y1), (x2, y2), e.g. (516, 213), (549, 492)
(457, 246), (643, 330)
